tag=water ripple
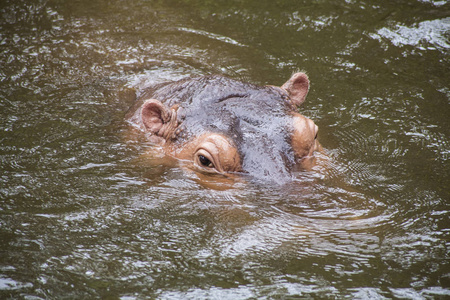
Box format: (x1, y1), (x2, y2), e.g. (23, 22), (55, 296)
(372, 17), (450, 50)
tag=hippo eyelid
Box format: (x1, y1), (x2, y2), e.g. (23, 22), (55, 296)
(194, 148), (218, 172)
(178, 133), (241, 175)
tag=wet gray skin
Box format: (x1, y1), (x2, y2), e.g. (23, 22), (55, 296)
(127, 75), (317, 183)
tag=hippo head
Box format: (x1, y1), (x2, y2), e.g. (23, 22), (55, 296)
(127, 73), (319, 184)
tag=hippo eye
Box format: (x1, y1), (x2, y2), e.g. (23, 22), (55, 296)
(198, 155), (214, 168)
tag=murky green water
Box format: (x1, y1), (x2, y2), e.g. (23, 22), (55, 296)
(1, 0), (449, 298)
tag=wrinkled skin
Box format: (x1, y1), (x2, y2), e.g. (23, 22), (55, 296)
(126, 73), (319, 184)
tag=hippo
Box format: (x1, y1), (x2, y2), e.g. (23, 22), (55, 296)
(126, 73), (319, 184)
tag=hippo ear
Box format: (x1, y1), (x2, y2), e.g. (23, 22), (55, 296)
(281, 72), (310, 107)
(140, 99), (176, 138)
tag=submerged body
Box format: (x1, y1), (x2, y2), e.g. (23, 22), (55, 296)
(126, 73), (319, 183)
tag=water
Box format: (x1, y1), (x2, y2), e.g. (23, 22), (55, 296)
(1, 0), (449, 298)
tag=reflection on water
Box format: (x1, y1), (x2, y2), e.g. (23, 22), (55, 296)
(373, 17), (450, 50)
(1, 0), (449, 298)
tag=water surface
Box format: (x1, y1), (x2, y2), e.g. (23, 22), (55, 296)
(1, 0), (449, 298)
